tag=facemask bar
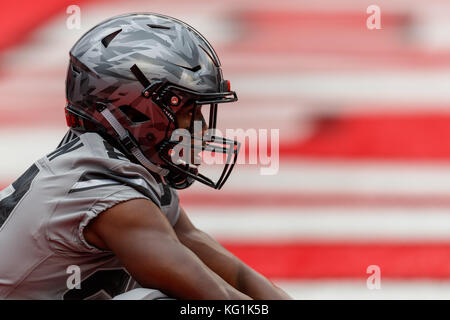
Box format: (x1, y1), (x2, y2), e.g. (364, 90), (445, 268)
(158, 134), (240, 189)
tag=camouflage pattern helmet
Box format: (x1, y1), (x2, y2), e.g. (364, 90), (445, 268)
(65, 13), (240, 190)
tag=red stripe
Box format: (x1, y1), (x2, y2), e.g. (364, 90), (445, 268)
(226, 113), (450, 160)
(243, 10), (409, 29)
(234, 9), (410, 56)
(0, 106), (64, 127)
(180, 192), (450, 209)
(228, 9), (450, 62)
(220, 54), (450, 72)
(221, 242), (450, 279)
(280, 113), (450, 160)
(0, 0), (102, 52)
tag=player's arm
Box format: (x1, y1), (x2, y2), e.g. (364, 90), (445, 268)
(174, 207), (293, 300)
(83, 198), (251, 300)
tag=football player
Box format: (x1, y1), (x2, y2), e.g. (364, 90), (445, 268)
(0, 13), (292, 300)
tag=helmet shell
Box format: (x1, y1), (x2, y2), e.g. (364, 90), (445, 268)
(66, 13), (224, 165)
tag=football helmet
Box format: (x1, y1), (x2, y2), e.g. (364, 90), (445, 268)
(65, 13), (240, 189)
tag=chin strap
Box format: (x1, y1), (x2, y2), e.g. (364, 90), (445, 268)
(97, 104), (170, 177)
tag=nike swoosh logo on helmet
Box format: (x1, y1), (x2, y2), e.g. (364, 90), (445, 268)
(174, 64), (202, 72)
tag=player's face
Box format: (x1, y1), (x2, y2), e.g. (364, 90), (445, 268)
(176, 105), (208, 163)
(176, 105), (208, 134)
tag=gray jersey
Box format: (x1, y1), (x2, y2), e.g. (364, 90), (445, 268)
(0, 129), (180, 299)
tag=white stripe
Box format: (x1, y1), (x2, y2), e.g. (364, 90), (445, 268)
(61, 131), (72, 146)
(0, 185), (15, 202)
(72, 179), (121, 190)
(192, 160), (450, 195)
(184, 206), (450, 242)
(275, 279), (450, 300)
(118, 176), (154, 192)
(0, 128), (67, 181)
(232, 71), (450, 104)
(72, 176), (154, 192)
(222, 53), (450, 72)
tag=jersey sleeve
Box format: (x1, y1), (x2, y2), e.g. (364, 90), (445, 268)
(46, 169), (156, 254)
(78, 186), (151, 253)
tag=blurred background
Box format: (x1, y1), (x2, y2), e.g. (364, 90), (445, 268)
(3, 0), (450, 299)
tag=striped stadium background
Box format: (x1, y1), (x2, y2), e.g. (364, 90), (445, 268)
(3, 0), (450, 299)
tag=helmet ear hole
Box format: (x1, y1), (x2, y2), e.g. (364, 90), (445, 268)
(118, 105), (150, 123)
(101, 29), (122, 48)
